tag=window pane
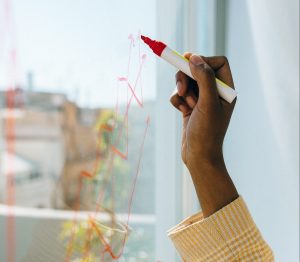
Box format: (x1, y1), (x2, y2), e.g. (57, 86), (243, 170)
(0, 0), (157, 260)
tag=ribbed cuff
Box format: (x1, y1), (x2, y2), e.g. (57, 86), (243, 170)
(168, 197), (273, 261)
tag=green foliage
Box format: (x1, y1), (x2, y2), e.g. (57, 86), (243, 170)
(60, 109), (134, 261)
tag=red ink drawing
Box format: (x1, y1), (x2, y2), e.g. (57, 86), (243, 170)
(63, 33), (150, 261)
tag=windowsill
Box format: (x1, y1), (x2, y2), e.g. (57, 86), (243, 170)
(0, 204), (156, 224)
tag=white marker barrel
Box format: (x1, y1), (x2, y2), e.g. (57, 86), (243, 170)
(161, 47), (237, 103)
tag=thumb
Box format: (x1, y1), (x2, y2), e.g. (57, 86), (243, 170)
(189, 55), (219, 104)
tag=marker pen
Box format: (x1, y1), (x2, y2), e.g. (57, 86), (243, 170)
(141, 35), (237, 103)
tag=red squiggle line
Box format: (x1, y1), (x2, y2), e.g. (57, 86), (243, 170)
(94, 87), (150, 261)
(108, 54), (146, 161)
(85, 37), (146, 181)
(1, 2), (150, 260)
(2, 0), (19, 261)
(86, 116), (150, 261)
(94, 39), (146, 206)
(65, 33), (150, 261)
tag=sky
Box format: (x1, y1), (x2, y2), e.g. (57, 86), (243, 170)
(0, 0), (157, 107)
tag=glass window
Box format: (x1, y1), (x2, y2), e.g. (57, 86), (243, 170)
(0, 0), (160, 261)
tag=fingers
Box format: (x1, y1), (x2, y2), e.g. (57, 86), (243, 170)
(170, 91), (191, 116)
(170, 88), (197, 116)
(175, 70), (197, 108)
(189, 55), (219, 105)
(185, 54), (234, 90)
(183, 52), (192, 60)
(185, 91), (197, 108)
(173, 53), (227, 113)
(201, 56), (234, 88)
(175, 71), (189, 97)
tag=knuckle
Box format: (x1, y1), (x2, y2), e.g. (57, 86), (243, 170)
(169, 94), (177, 105)
(193, 64), (214, 82)
(221, 55), (229, 64)
(202, 64), (214, 76)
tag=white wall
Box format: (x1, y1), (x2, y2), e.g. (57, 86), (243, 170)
(225, 0), (299, 261)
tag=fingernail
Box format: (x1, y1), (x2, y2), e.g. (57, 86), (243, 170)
(177, 81), (183, 95)
(190, 55), (205, 66)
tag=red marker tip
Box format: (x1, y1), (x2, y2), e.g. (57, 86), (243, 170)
(140, 35), (166, 57)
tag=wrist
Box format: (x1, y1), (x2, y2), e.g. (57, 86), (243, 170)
(187, 151), (226, 174)
(186, 153), (239, 217)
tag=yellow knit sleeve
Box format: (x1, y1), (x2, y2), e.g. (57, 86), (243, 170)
(168, 196), (274, 261)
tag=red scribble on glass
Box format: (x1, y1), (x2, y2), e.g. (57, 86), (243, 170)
(1, 1), (150, 259)
(1, 0), (19, 261)
(64, 33), (150, 261)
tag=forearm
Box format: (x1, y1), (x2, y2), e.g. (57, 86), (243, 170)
(188, 153), (238, 217)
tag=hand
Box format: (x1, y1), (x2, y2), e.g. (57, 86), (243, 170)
(170, 54), (238, 217)
(170, 54), (236, 171)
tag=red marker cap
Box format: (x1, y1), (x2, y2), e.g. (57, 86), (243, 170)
(141, 35), (167, 57)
